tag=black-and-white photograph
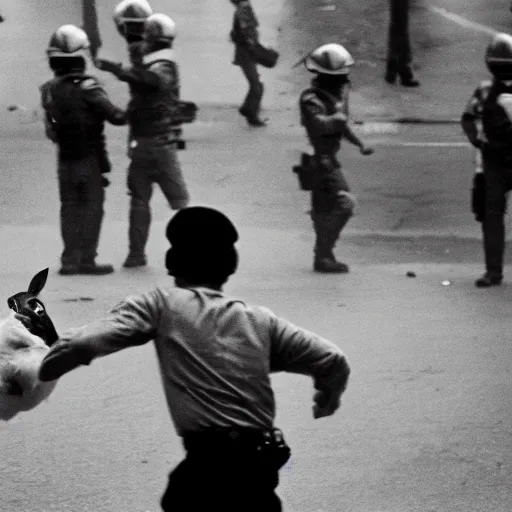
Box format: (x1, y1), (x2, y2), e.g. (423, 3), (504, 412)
(1, 0), (512, 511)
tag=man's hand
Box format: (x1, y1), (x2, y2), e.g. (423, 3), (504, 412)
(94, 58), (122, 75)
(359, 145), (374, 156)
(312, 389), (341, 419)
(39, 340), (93, 382)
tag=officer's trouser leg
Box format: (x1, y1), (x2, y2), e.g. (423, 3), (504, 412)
(312, 207), (352, 261)
(58, 160), (85, 267)
(79, 156), (105, 265)
(155, 143), (190, 210)
(482, 213), (505, 279)
(386, 0), (414, 80)
(240, 57), (264, 119)
(481, 156), (512, 280)
(125, 142), (155, 265)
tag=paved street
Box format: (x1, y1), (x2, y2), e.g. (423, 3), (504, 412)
(1, 1), (512, 511)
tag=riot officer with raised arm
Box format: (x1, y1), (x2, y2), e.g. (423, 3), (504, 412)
(95, 14), (190, 268)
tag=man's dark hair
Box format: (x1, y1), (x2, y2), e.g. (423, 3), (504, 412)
(165, 206), (239, 287)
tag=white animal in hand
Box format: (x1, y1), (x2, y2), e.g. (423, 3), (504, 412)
(0, 269), (59, 421)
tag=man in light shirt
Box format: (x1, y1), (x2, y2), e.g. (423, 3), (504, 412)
(30, 206), (351, 512)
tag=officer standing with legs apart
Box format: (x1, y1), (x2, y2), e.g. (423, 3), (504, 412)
(41, 25), (126, 276)
(300, 44), (374, 273)
(95, 13), (190, 268)
(462, 33), (512, 287)
(230, 0), (267, 127)
(34, 206), (351, 512)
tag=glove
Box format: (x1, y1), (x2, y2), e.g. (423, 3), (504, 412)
(38, 340), (94, 382)
(101, 176), (110, 188)
(312, 389), (341, 419)
(94, 58), (123, 75)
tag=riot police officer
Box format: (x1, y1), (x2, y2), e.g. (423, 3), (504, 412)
(300, 44), (374, 273)
(36, 206), (351, 512)
(96, 13), (190, 268)
(461, 33), (512, 287)
(113, 0), (153, 65)
(40, 25), (126, 276)
(230, 0), (267, 127)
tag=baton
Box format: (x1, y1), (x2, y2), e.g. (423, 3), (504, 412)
(82, 0), (102, 60)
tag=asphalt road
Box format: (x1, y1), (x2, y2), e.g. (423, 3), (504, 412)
(1, 1), (512, 512)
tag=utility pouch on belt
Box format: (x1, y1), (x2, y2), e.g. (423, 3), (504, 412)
(293, 152), (316, 191)
(258, 428), (291, 470)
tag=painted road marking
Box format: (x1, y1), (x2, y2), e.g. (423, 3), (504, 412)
(382, 142), (470, 147)
(427, 5), (497, 36)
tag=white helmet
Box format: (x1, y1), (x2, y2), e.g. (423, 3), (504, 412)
(485, 32), (512, 79)
(143, 13), (177, 43)
(305, 43), (354, 75)
(114, 0), (153, 36)
(46, 25), (90, 58)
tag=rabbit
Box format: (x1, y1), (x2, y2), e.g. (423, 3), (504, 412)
(0, 269), (59, 421)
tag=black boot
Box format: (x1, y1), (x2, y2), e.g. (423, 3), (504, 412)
(314, 257), (349, 273)
(475, 273), (503, 288)
(59, 201), (82, 276)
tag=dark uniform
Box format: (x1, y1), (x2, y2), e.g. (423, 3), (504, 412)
(230, 0), (265, 125)
(40, 74), (126, 273)
(300, 83), (355, 270)
(37, 206), (351, 512)
(462, 79), (512, 285)
(97, 49), (190, 265)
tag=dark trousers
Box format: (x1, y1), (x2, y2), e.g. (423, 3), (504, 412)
(161, 448), (282, 512)
(58, 154), (105, 266)
(311, 164), (353, 260)
(127, 135), (190, 257)
(235, 45), (264, 118)
(481, 152), (512, 278)
(387, 0), (414, 79)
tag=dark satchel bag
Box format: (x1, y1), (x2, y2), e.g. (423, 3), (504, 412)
(293, 153), (317, 191)
(249, 42), (279, 68)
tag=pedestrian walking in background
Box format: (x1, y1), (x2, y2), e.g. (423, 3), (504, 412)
(461, 33), (512, 287)
(385, 0), (420, 87)
(40, 25), (126, 276)
(95, 13), (190, 268)
(34, 206), (351, 512)
(230, 0), (267, 127)
(298, 44), (374, 274)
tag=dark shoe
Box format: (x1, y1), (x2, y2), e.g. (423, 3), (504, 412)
(123, 254), (147, 268)
(58, 264), (80, 276)
(475, 274), (503, 288)
(400, 77), (420, 87)
(78, 262), (114, 275)
(239, 107), (267, 127)
(246, 116), (267, 127)
(314, 258), (349, 273)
